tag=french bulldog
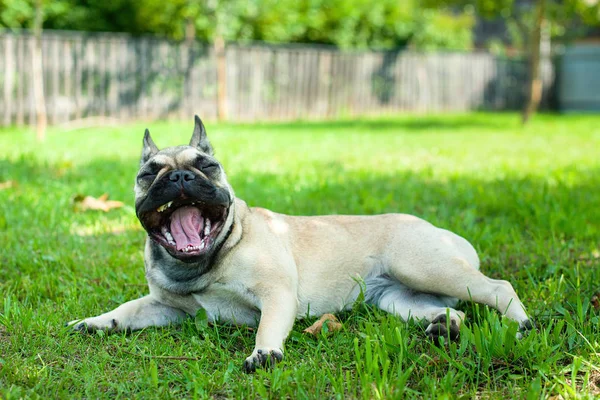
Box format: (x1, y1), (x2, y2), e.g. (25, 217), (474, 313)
(70, 116), (532, 372)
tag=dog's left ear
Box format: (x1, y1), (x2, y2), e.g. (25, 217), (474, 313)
(141, 129), (159, 167)
(189, 115), (214, 155)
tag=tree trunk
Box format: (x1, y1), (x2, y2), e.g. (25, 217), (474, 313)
(213, 1), (227, 121)
(214, 34), (227, 121)
(185, 18), (195, 45)
(32, 0), (47, 140)
(522, 0), (546, 125)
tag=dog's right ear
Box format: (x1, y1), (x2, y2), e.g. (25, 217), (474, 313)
(141, 129), (159, 167)
(189, 115), (214, 155)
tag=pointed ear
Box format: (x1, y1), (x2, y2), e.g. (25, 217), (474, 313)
(141, 129), (159, 166)
(189, 115), (214, 155)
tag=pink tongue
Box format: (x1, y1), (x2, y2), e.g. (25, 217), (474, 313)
(170, 206), (204, 250)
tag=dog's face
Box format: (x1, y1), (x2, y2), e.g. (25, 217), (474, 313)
(134, 116), (233, 263)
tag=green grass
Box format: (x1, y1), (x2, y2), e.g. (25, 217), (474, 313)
(0, 113), (599, 399)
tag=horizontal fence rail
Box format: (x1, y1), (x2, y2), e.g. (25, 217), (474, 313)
(0, 31), (555, 125)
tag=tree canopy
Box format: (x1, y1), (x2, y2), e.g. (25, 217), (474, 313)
(424, 0), (600, 46)
(0, 0), (475, 50)
(2, 0), (598, 49)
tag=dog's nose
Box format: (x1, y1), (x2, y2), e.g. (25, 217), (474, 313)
(169, 170), (195, 182)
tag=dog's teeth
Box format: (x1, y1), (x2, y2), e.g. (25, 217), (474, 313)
(162, 227), (176, 245)
(164, 231), (175, 244)
(204, 220), (211, 236)
(157, 201), (174, 213)
(182, 244), (203, 253)
(199, 242), (205, 250)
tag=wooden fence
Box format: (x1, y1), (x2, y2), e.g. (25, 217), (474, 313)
(0, 31), (555, 125)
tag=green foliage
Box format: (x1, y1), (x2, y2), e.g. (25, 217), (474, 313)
(0, 0), (33, 27)
(425, 0), (600, 47)
(410, 9), (475, 51)
(0, 113), (599, 397)
(2, 0), (597, 49)
(0, 0), (475, 50)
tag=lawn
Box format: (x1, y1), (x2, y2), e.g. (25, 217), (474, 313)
(0, 113), (599, 399)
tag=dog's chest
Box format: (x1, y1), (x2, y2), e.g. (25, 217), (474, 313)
(192, 282), (261, 327)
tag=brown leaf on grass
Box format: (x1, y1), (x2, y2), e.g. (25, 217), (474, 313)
(589, 370), (600, 396)
(303, 313), (342, 336)
(0, 180), (16, 190)
(73, 193), (124, 212)
(591, 292), (600, 311)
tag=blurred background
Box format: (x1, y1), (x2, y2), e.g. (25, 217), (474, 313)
(0, 0), (599, 138)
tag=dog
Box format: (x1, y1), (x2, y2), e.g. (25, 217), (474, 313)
(70, 116), (532, 372)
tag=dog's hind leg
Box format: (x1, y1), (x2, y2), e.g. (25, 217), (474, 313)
(365, 274), (464, 341)
(388, 255), (532, 331)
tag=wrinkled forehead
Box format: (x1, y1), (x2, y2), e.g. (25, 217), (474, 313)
(152, 146), (204, 168)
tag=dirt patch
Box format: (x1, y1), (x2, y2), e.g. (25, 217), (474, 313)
(561, 369), (600, 396)
(589, 370), (600, 396)
(0, 324), (8, 345)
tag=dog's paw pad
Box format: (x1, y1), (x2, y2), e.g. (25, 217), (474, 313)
(242, 348), (283, 373)
(516, 319), (534, 339)
(520, 319), (534, 332)
(426, 315), (460, 342)
(71, 321), (92, 333)
(67, 318), (119, 334)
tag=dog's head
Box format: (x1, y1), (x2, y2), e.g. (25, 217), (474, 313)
(134, 116), (233, 262)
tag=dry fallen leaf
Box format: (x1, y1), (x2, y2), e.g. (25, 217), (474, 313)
(0, 180), (16, 190)
(303, 313), (342, 336)
(74, 193), (124, 212)
(589, 370), (600, 396)
(591, 292), (600, 311)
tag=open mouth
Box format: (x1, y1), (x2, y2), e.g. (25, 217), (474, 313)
(140, 199), (228, 259)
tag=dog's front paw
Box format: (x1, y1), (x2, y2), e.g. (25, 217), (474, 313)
(425, 314), (460, 342)
(516, 318), (534, 339)
(242, 348), (283, 373)
(67, 317), (119, 333)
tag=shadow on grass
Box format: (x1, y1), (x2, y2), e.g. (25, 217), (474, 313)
(3, 155), (599, 233)
(3, 155), (599, 278)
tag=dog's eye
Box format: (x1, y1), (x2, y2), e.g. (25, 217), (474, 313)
(201, 163), (219, 174)
(138, 172), (156, 181)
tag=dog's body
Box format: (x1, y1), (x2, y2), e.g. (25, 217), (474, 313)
(71, 117), (531, 372)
